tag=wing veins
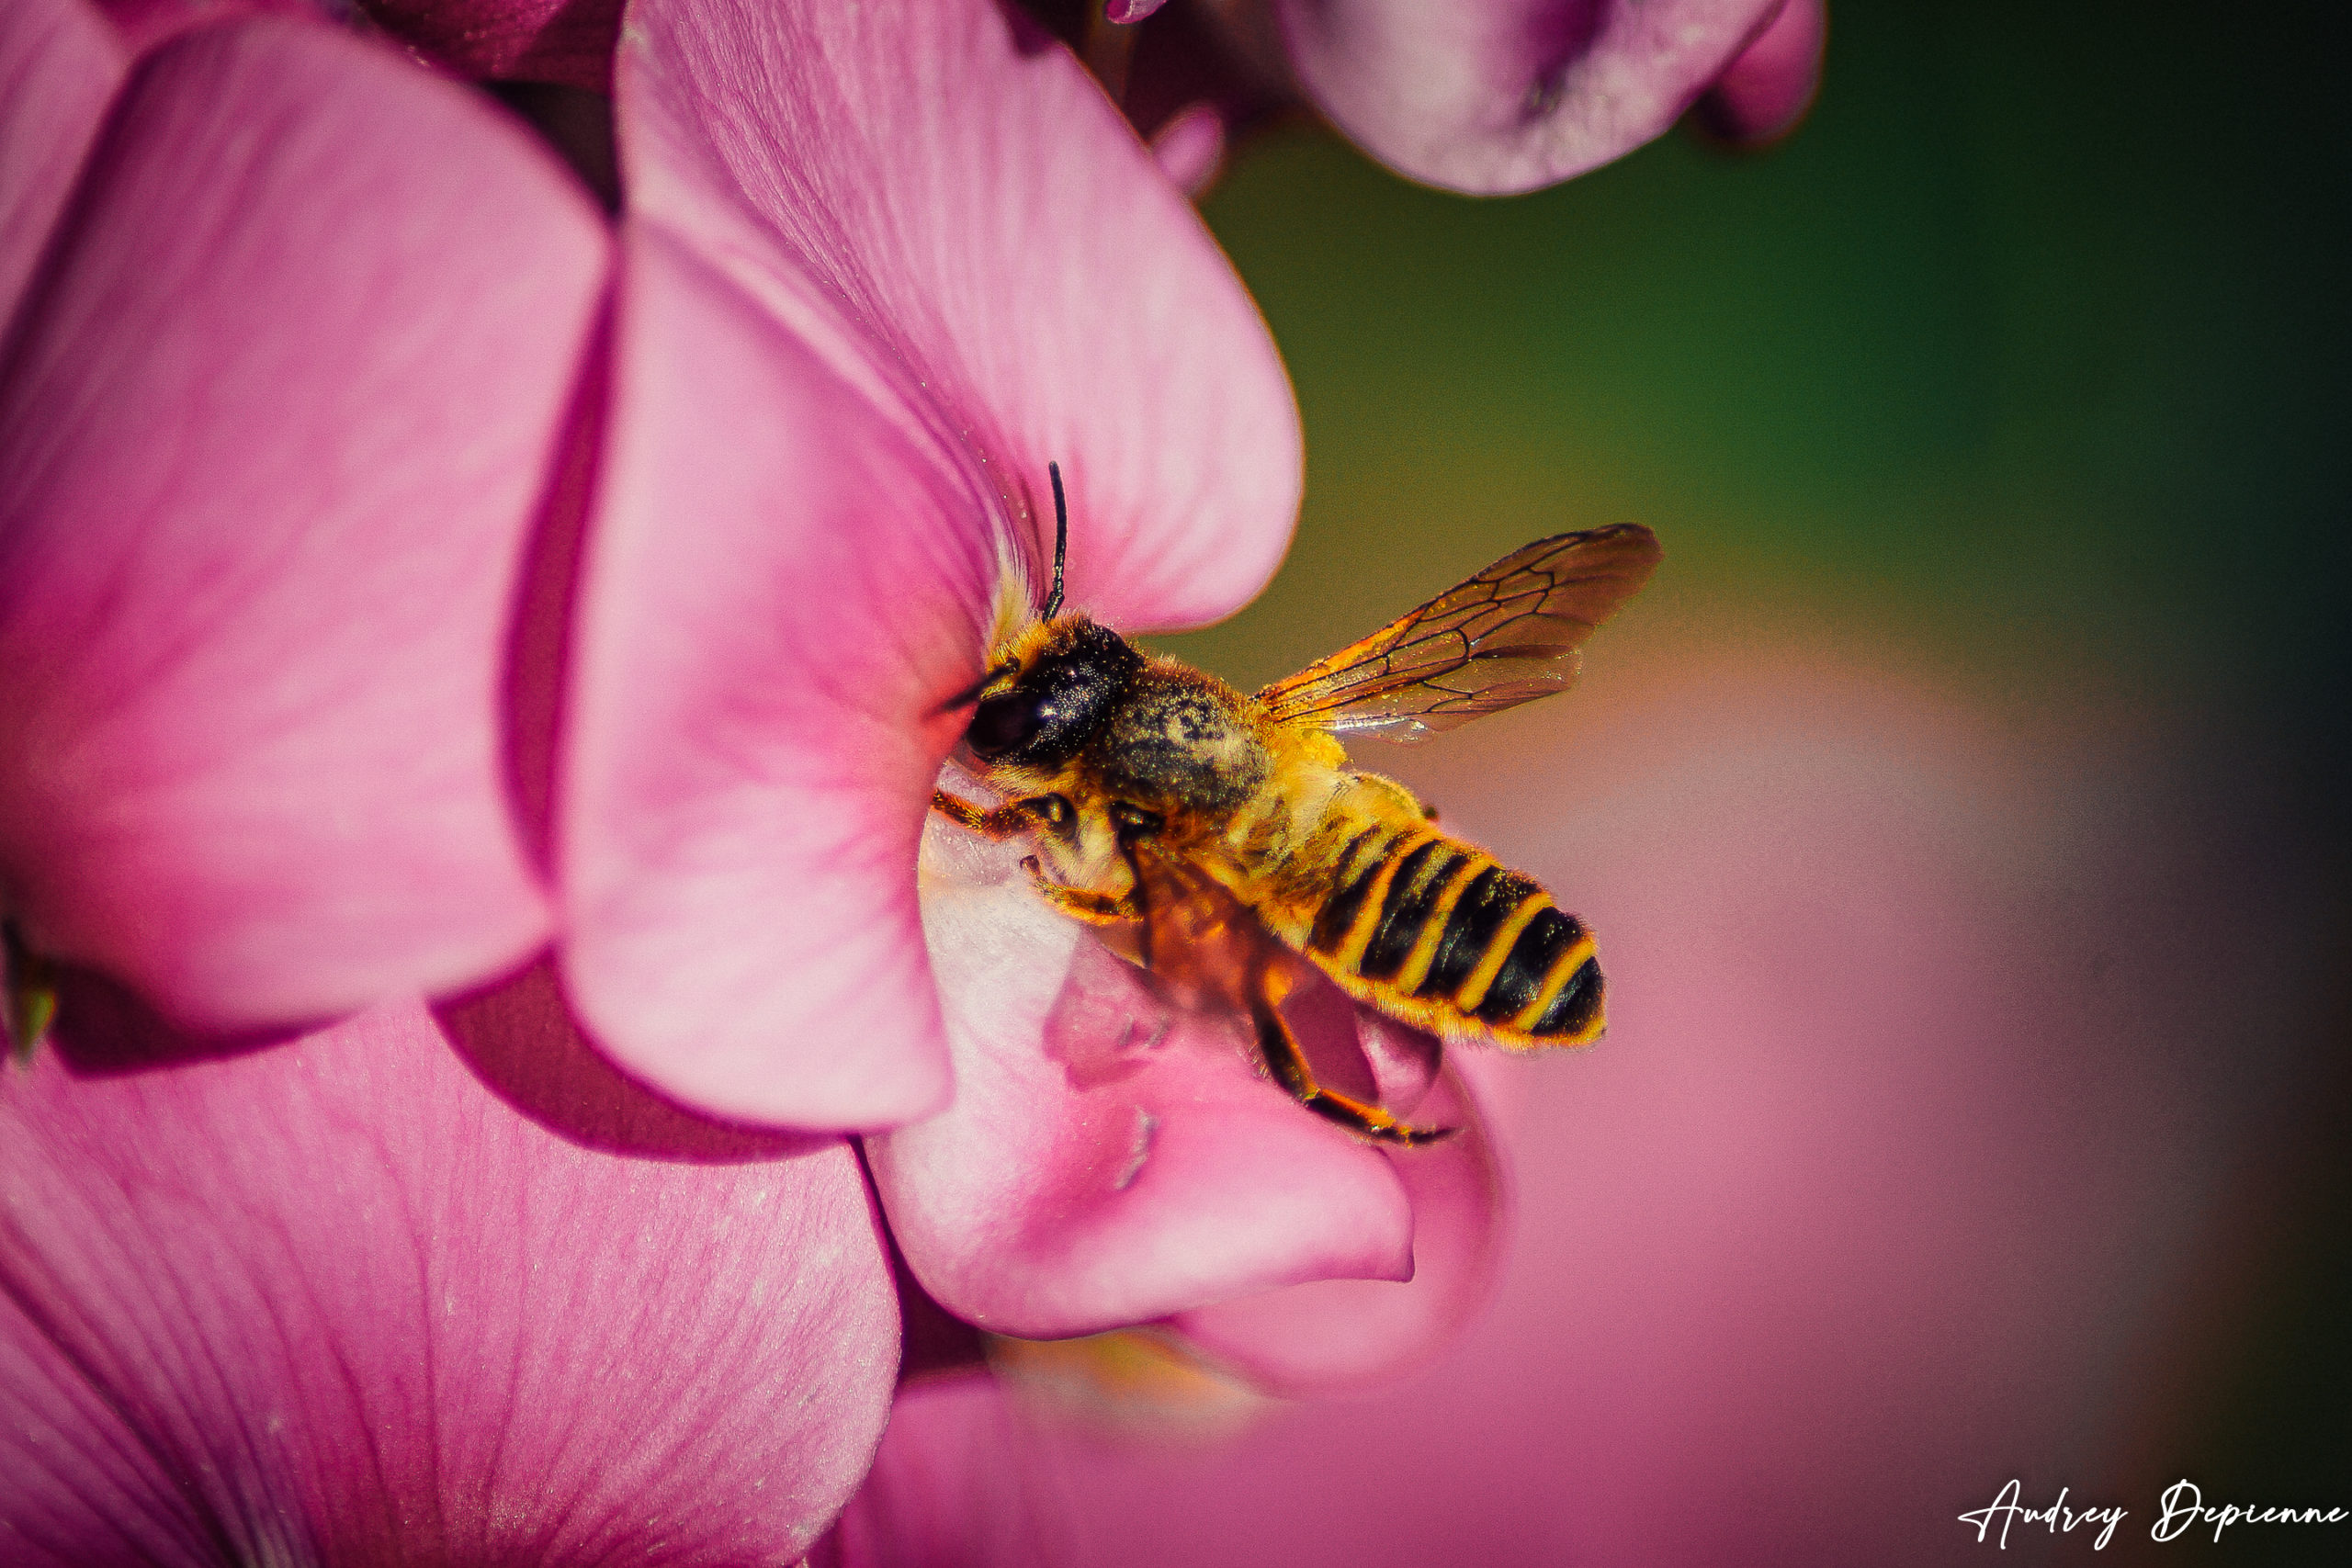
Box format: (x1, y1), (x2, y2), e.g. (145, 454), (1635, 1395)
(1255, 525), (1660, 739)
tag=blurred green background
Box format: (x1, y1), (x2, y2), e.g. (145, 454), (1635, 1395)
(1160, 2), (2349, 1559)
(1176, 6), (2348, 720)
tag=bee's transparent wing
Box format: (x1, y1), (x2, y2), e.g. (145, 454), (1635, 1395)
(1253, 525), (1661, 744)
(1128, 842), (1269, 1012)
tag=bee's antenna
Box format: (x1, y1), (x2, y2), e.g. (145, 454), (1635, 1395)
(1040, 461), (1069, 620)
(929, 665), (998, 717)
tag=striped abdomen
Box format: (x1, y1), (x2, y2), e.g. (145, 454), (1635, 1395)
(1301, 827), (1604, 1048)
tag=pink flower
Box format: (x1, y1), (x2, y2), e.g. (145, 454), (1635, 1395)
(4, 0), (1493, 1367)
(559, 0), (1301, 1130)
(0, 977), (898, 1564)
(1259, 0), (1828, 193)
(0, 0), (595, 1033)
(0, 0), (1292, 1104)
(1071, 0), (1828, 197)
(0, 14), (909, 1548)
(342, 0), (1825, 199)
(566, 0), (1496, 1340)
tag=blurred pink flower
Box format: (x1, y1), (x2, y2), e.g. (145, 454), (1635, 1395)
(1263, 0), (1827, 193)
(0, 980), (898, 1565)
(342, 0), (1824, 199)
(808, 644), (2265, 1566)
(1688, 0), (1827, 147)
(1110, 0), (1827, 196)
(4, 0), (1487, 1369)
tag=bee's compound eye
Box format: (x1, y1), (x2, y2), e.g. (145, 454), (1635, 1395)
(967, 690), (1046, 759)
(1110, 802), (1162, 840)
(1023, 794), (1075, 830)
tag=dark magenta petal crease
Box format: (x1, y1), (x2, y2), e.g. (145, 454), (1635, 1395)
(0, 0), (120, 327)
(357, 0), (623, 88)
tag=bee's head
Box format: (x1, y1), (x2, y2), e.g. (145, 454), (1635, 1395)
(955, 459), (1140, 769)
(964, 615), (1143, 768)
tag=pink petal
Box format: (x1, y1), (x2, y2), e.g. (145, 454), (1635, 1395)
(1692, 0), (1825, 144)
(862, 816), (1421, 1339)
(0, 996), (896, 1564)
(1105, 0), (1172, 22)
(617, 0), (1301, 632)
(355, 0), (622, 89)
(1149, 101), (1229, 197)
(1275, 0), (1792, 195)
(557, 224), (976, 1127)
(1168, 1061), (1506, 1394)
(0, 17), (605, 1029)
(0, 0), (122, 330)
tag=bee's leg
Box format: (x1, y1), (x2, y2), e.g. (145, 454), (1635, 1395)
(1249, 971), (1453, 1146)
(1023, 875), (1144, 926)
(931, 789), (1032, 840)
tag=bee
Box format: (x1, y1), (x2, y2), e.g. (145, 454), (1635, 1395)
(934, 465), (1660, 1144)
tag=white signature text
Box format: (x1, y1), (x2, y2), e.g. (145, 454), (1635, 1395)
(1959, 1480), (2126, 1550)
(2153, 1480), (2349, 1544)
(1960, 1479), (2349, 1550)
